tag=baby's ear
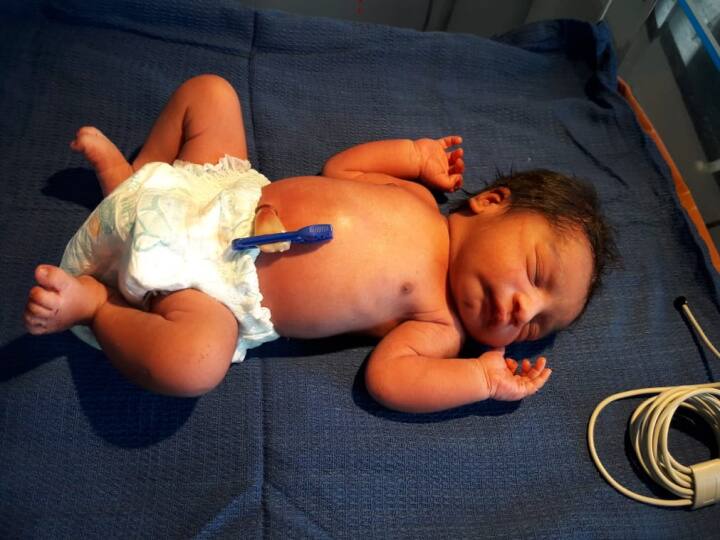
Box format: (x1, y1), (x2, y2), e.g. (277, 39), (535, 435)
(468, 187), (511, 214)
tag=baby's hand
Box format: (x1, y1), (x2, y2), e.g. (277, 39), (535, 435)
(413, 136), (464, 192)
(478, 349), (552, 401)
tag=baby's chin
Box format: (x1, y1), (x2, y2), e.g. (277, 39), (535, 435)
(460, 311), (522, 347)
(480, 337), (512, 349)
(473, 334), (515, 347)
(470, 327), (519, 348)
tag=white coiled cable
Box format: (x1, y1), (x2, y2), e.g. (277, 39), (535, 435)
(587, 298), (720, 508)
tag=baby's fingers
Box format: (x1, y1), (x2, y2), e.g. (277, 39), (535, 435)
(449, 157), (464, 175)
(515, 367), (551, 395)
(439, 135), (463, 149)
(449, 174), (463, 192)
(515, 358), (551, 396)
(520, 357), (547, 377)
(527, 357), (547, 379)
(526, 362), (551, 390)
(530, 367), (552, 391)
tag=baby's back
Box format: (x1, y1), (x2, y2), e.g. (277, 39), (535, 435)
(256, 177), (450, 338)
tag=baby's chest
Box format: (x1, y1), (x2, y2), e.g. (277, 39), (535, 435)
(257, 176), (449, 304)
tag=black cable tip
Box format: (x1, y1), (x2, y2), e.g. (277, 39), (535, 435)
(673, 296), (688, 311)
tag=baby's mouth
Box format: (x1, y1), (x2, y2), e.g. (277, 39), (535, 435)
(485, 294), (512, 329)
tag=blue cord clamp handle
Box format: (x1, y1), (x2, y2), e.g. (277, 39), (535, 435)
(232, 224), (333, 250)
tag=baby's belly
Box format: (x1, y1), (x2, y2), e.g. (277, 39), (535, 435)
(257, 249), (416, 338)
(254, 177), (447, 338)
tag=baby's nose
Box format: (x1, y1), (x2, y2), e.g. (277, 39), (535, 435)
(512, 293), (540, 326)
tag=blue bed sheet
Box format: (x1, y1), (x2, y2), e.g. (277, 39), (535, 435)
(1, 1), (719, 537)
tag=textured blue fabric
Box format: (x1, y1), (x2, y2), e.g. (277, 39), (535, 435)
(2, 1), (720, 537)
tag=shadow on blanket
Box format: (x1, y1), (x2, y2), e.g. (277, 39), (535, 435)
(43, 168), (104, 210)
(0, 328), (559, 444)
(0, 333), (198, 447)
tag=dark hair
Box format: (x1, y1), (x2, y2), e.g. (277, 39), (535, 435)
(451, 169), (620, 303)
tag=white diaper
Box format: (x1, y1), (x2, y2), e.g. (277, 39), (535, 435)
(60, 155), (279, 362)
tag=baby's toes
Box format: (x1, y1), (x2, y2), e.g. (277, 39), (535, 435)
(70, 129), (90, 152)
(70, 126), (103, 149)
(77, 126), (104, 138)
(28, 285), (60, 313)
(35, 265), (72, 293)
(23, 303), (51, 334)
(24, 316), (47, 335)
(24, 308), (46, 328)
(26, 299), (54, 318)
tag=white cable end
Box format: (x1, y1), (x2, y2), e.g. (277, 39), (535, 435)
(691, 459), (720, 509)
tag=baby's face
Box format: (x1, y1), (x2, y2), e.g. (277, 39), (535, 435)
(449, 206), (593, 347)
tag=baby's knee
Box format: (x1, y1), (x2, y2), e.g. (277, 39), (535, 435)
(180, 74), (239, 107)
(147, 290), (238, 397)
(151, 340), (233, 398)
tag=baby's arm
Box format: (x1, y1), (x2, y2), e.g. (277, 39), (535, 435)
(322, 137), (465, 193)
(366, 318), (551, 413)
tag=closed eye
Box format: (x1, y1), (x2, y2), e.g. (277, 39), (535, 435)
(518, 320), (537, 341)
(527, 320), (539, 340)
(528, 317), (547, 340)
(527, 250), (539, 287)
(526, 258), (533, 285)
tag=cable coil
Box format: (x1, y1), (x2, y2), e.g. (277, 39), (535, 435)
(587, 298), (720, 508)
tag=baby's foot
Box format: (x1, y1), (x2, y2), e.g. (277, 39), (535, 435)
(70, 126), (134, 196)
(24, 265), (108, 335)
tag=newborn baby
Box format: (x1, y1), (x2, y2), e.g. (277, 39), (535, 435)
(23, 75), (616, 413)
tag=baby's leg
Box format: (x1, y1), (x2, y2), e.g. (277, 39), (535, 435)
(70, 127), (134, 197)
(71, 74), (249, 197)
(135, 75), (288, 250)
(92, 287), (238, 397)
(24, 265), (238, 397)
(132, 74), (249, 168)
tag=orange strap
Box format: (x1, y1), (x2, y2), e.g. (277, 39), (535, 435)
(617, 77), (720, 273)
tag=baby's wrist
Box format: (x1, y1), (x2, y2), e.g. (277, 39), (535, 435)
(410, 139), (423, 174)
(473, 357), (495, 401)
(411, 139), (433, 179)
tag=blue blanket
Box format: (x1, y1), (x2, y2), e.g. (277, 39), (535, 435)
(2, 1), (719, 537)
